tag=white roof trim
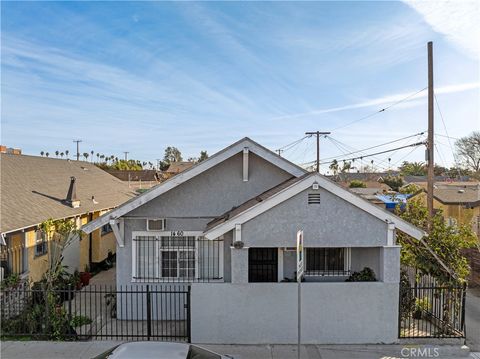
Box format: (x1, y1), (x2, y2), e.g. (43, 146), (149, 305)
(204, 173), (426, 240)
(82, 137), (306, 234)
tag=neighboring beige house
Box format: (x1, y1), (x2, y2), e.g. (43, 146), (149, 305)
(0, 153), (136, 283)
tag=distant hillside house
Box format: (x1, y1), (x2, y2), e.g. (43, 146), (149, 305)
(0, 153), (136, 282)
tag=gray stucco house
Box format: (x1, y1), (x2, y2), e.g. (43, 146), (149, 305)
(83, 137), (425, 344)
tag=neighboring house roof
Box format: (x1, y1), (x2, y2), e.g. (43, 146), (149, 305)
(106, 169), (161, 182)
(403, 175), (471, 183)
(328, 172), (395, 184)
(82, 137), (307, 233)
(0, 154), (137, 236)
(410, 185), (480, 207)
(166, 162), (195, 174)
(204, 173), (426, 240)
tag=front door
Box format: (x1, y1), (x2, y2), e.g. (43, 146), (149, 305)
(248, 248), (278, 282)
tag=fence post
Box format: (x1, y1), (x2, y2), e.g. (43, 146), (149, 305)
(460, 282), (467, 337)
(146, 285), (151, 341)
(187, 285), (191, 343)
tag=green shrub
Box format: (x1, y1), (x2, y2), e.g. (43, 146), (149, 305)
(345, 267), (377, 282)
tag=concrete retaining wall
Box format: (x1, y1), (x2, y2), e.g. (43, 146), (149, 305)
(191, 282), (398, 344)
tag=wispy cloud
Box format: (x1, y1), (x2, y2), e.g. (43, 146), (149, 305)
(404, 0), (480, 58)
(270, 82), (480, 121)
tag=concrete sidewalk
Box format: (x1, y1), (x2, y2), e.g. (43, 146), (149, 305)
(0, 341), (476, 359)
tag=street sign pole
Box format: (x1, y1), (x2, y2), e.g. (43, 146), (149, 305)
(296, 230), (304, 359)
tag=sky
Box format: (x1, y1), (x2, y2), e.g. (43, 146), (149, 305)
(1, 1), (479, 173)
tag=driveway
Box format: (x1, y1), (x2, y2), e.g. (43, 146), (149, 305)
(466, 287), (480, 351)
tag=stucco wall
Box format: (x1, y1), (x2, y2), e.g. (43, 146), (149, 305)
(242, 188), (388, 248)
(128, 152), (292, 218)
(191, 282), (398, 344)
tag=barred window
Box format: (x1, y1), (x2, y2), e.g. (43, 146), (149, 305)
(305, 248), (349, 275)
(132, 233), (223, 282)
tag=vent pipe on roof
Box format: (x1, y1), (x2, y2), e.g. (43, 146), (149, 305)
(65, 176), (81, 208)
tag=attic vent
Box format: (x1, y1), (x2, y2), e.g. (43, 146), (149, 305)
(147, 219), (166, 231)
(308, 193), (321, 204)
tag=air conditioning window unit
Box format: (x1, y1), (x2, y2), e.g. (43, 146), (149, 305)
(147, 218), (166, 231)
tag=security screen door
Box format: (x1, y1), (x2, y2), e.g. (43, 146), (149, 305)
(248, 248), (278, 282)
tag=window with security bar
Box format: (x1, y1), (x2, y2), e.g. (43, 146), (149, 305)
(305, 248), (351, 276)
(132, 233), (223, 282)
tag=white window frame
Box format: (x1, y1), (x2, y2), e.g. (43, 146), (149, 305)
(304, 247), (351, 276)
(131, 231), (224, 282)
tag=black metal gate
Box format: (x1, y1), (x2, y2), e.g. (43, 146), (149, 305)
(248, 248), (278, 282)
(398, 267), (466, 339)
(1, 284), (191, 342)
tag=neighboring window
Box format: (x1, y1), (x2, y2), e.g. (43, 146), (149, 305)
(35, 230), (48, 257)
(306, 248), (349, 275)
(308, 193), (321, 204)
(147, 219), (166, 231)
(101, 224), (113, 236)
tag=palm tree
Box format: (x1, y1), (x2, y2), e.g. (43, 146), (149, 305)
(60, 152), (64, 158)
(90, 150), (94, 162)
(100, 154), (105, 162)
(55, 150), (59, 158)
(40, 151), (44, 157)
(96, 153), (100, 162)
(83, 152), (89, 161)
(65, 150), (69, 159)
(45, 152), (50, 157)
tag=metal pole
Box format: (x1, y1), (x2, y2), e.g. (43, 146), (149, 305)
(305, 131), (331, 173)
(297, 280), (301, 359)
(427, 41), (435, 222)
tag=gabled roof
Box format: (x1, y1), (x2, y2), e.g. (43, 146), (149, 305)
(0, 154), (137, 235)
(82, 137), (307, 234)
(204, 173), (426, 240)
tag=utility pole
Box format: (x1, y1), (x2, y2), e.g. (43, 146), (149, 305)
(73, 139), (82, 161)
(276, 149), (284, 157)
(123, 151), (129, 161)
(305, 131), (331, 173)
(156, 159), (161, 171)
(427, 41), (435, 222)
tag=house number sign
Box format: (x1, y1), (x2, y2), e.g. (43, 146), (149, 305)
(170, 231), (184, 237)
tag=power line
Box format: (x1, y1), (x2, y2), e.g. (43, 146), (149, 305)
(320, 132), (426, 162)
(330, 87), (427, 131)
(318, 141), (426, 165)
(434, 94), (461, 176)
(276, 135), (310, 152)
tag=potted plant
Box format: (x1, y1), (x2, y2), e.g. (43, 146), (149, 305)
(79, 265), (91, 286)
(72, 270), (82, 290)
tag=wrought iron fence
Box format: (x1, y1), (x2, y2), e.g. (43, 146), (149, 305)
(399, 266), (466, 338)
(0, 284), (190, 342)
